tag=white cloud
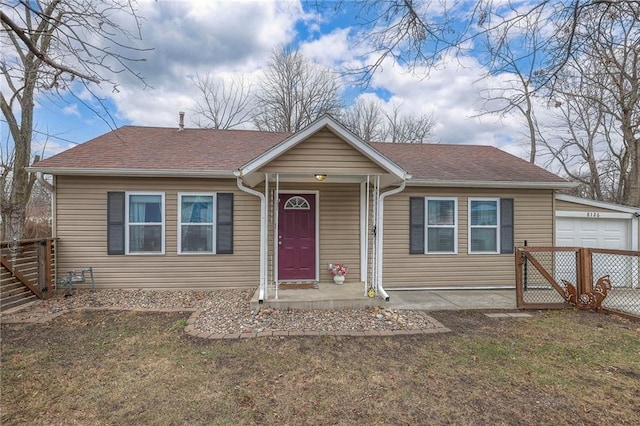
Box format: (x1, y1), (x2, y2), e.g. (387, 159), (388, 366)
(87, 0), (305, 127)
(62, 104), (81, 117)
(299, 28), (355, 67)
(19, 0), (561, 167)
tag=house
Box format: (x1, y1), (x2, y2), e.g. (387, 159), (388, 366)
(30, 115), (574, 301)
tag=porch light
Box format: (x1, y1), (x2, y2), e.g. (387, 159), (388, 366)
(314, 174), (327, 181)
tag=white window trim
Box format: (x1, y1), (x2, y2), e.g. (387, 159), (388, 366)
(468, 197), (500, 255)
(125, 191), (165, 255)
(178, 192), (217, 255)
(425, 197), (458, 254)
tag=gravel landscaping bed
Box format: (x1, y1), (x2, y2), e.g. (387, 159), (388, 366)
(1, 289), (443, 334)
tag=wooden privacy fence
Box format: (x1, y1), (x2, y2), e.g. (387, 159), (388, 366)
(1, 238), (56, 311)
(516, 246), (640, 319)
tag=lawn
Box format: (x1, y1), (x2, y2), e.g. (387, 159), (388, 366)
(1, 309), (639, 425)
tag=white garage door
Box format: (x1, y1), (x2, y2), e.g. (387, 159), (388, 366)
(556, 217), (630, 249)
(556, 217), (633, 287)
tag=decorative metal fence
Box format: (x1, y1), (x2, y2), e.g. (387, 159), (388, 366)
(516, 247), (639, 319)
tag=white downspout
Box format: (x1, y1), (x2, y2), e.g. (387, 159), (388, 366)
(37, 172), (55, 236)
(236, 175), (267, 303)
(376, 179), (407, 301)
(37, 172), (54, 193)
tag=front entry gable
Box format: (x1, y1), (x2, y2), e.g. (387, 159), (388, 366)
(258, 128), (387, 175)
(236, 115), (408, 187)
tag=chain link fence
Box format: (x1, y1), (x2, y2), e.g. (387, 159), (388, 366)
(516, 247), (640, 319)
(592, 249), (640, 317)
(519, 248), (578, 307)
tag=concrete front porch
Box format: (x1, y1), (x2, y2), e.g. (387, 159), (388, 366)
(251, 285), (517, 311)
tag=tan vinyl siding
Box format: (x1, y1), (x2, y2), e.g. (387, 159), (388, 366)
(265, 183), (361, 286)
(555, 199), (621, 213)
(382, 187), (554, 288)
(55, 176), (260, 289)
(258, 129), (387, 175)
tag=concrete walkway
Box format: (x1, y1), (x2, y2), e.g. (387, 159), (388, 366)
(253, 286), (518, 311)
(386, 289), (517, 310)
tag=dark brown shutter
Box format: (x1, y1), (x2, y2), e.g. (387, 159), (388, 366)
(410, 197), (425, 254)
(216, 193), (234, 254)
(107, 192), (125, 255)
(500, 198), (514, 254)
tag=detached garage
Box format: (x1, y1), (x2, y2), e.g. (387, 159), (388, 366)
(555, 194), (639, 288)
(555, 194), (639, 251)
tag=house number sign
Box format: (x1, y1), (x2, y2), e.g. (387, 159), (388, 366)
(586, 212), (601, 218)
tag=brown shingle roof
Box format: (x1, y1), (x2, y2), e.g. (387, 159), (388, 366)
(372, 142), (566, 183)
(33, 125), (566, 184)
(34, 126), (291, 172)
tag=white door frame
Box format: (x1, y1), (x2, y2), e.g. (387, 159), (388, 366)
(277, 190), (320, 282)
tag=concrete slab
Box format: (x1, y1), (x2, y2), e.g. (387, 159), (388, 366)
(252, 285), (518, 311)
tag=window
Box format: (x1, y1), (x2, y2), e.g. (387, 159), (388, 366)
(410, 197), (458, 254)
(427, 198), (457, 253)
(107, 191), (233, 255)
(284, 196), (310, 210)
(179, 194), (215, 253)
(468, 198), (514, 254)
(126, 193), (165, 254)
(178, 193), (234, 254)
(410, 196), (514, 255)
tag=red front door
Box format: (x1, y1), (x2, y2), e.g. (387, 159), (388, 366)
(278, 194), (316, 280)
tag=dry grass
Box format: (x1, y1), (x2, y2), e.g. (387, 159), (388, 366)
(1, 309), (639, 425)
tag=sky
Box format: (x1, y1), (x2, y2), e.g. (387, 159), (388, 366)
(3, 0), (552, 162)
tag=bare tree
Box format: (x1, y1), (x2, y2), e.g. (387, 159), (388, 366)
(541, 1), (639, 206)
(253, 46), (343, 132)
(191, 72), (253, 129)
(542, 85), (608, 201)
(341, 1), (636, 87)
(341, 98), (435, 143)
(477, 6), (549, 163)
(340, 97), (385, 142)
(1, 0), (148, 240)
(381, 103), (435, 143)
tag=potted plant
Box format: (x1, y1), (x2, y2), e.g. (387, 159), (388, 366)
(328, 263), (347, 285)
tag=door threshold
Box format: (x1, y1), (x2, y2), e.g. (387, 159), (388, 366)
(277, 281), (319, 290)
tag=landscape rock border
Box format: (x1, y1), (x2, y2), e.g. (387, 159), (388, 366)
(1, 288), (450, 338)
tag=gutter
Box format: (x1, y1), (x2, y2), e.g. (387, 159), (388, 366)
(406, 179), (577, 190)
(26, 167), (233, 179)
(235, 175), (267, 303)
(375, 179), (407, 301)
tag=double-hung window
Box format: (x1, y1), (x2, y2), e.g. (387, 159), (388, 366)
(179, 194), (215, 253)
(468, 198), (514, 254)
(178, 192), (233, 254)
(426, 198), (457, 253)
(126, 192), (165, 254)
(410, 197), (458, 254)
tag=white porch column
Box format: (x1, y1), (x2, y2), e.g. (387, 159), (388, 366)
(360, 177), (371, 296)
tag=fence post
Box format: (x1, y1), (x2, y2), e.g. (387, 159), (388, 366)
(515, 249), (524, 308)
(578, 248), (593, 296)
(38, 241), (46, 293)
(36, 239), (54, 300)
